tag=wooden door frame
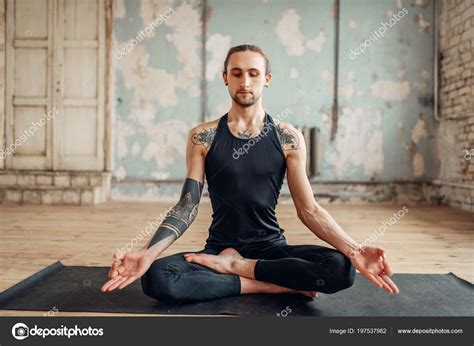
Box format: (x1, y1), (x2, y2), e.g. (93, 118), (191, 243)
(104, 0), (112, 172)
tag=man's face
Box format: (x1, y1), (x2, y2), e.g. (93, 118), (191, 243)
(223, 51), (271, 107)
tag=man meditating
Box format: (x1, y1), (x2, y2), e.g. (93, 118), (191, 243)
(101, 44), (399, 302)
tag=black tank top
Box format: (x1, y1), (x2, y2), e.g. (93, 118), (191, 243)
(204, 112), (287, 252)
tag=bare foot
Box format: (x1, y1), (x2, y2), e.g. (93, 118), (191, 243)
(220, 248), (244, 260)
(298, 291), (318, 298)
(275, 285), (318, 298)
(184, 248), (242, 274)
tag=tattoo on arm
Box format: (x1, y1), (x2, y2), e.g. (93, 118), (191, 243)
(147, 178), (204, 249)
(191, 127), (217, 150)
(276, 124), (300, 151)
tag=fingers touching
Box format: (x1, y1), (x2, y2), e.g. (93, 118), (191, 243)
(108, 259), (120, 279)
(382, 258), (394, 276)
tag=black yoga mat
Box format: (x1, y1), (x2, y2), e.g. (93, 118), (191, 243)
(0, 261), (472, 316)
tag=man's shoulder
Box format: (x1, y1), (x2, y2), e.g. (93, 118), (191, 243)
(189, 117), (220, 149)
(272, 118), (297, 132)
(271, 119), (302, 152)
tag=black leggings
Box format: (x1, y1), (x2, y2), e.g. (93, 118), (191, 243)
(141, 243), (355, 303)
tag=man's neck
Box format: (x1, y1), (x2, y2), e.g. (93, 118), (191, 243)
(228, 104), (266, 126)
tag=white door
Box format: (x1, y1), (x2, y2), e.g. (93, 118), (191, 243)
(5, 0), (54, 170)
(55, 0), (105, 170)
(4, 0), (105, 171)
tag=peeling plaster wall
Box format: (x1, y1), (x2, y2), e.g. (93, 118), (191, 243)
(112, 0), (203, 199)
(112, 0), (437, 201)
(335, 0), (435, 182)
(205, 0), (334, 129)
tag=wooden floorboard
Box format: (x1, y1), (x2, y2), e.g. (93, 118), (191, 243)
(1, 201), (472, 316)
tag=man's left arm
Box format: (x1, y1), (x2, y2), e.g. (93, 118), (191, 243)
(282, 123), (399, 295)
(283, 126), (360, 257)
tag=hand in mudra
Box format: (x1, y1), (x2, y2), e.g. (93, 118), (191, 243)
(350, 246), (399, 295)
(101, 250), (153, 292)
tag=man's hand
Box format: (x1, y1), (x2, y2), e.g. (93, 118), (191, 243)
(350, 246), (400, 295)
(101, 250), (153, 292)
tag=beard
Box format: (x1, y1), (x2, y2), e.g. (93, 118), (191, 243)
(230, 91), (260, 107)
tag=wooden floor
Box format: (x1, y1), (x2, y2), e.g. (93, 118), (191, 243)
(1, 201), (473, 316)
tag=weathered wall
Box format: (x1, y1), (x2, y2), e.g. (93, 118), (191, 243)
(436, 0), (474, 212)
(111, 0), (437, 201)
(112, 0), (203, 199)
(337, 0), (435, 182)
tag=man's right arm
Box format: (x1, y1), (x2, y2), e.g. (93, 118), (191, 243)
(143, 124), (215, 261)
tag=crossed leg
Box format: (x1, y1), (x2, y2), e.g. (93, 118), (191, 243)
(184, 244), (355, 294)
(141, 247), (317, 303)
